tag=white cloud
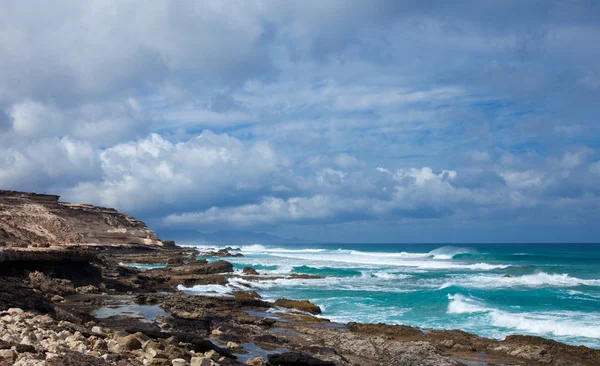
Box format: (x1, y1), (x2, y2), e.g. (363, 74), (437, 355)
(65, 131), (282, 212)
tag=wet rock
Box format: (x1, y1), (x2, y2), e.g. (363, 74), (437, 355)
(274, 299), (321, 315)
(267, 352), (335, 365)
(242, 267), (258, 275)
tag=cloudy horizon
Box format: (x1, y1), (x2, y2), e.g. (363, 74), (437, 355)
(1, 1), (599, 243)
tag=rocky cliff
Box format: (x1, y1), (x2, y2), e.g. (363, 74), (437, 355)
(0, 190), (171, 248)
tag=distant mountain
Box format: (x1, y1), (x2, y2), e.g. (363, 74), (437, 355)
(155, 229), (314, 245)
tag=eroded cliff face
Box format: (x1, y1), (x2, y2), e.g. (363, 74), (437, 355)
(0, 190), (171, 248)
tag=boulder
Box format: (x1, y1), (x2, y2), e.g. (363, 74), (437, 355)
(274, 298), (321, 314)
(119, 334), (143, 351)
(0, 349), (17, 364)
(242, 267), (259, 275)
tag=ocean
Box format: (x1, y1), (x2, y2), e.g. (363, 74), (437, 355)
(173, 243), (600, 349)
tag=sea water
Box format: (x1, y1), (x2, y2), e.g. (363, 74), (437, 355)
(176, 243), (600, 348)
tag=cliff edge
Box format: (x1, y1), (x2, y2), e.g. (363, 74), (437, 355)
(0, 190), (172, 248)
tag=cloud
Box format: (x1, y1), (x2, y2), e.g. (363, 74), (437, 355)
(64, 131), (283, 213)
(0, 1), (599, 241)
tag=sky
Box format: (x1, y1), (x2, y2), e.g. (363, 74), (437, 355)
(1, 1), (600, 243)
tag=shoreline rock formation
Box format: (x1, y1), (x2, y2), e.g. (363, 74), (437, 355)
(0, 190), (172, 248)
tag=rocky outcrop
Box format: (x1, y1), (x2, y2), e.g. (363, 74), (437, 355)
(274, 299), (322, 315)
(242, 267), (259, 275)
(0, 248), (102, 286)
(0, 190), (170, 248)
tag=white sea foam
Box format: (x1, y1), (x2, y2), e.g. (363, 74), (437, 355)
(447, 294), (491, 314)
(262, 251), (507, 270)
(447, 293), (600, 339)
(490, 311), (600, 338)
(443, 272), (600, 289)
(177, 277), (254, 297)
(372, 271), (411, 280)
(239, 244), (328, 253)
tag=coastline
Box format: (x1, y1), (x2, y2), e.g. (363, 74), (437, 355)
(2, 244), (600, 366)
(1, 190), (599, 365)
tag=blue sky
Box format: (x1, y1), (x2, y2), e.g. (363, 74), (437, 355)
(1, 1), (599, 242)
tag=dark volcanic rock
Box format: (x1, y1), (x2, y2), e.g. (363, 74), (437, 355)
(0, 276), (53, 312)
(200, 248), (244, 257)
(169, 260), (234, 275)
(0, 248), (102, 287)
(268, 352), (335, 365)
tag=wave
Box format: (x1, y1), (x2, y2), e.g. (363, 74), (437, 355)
(440, 272), (600, 290)
(261, 251), (508, 270)
(428, 246), (477, 260)
(447, 293), (600, 339)
(239, 244), (328, 254)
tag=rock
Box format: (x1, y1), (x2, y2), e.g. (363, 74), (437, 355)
(503, 274), (512, 278)
(92, 339), (107, 351)
(171, 359), (189, 366)
(0, 189), (164, 247)
(242, 267), (258, 275)
(0, 349), (17, 364)
(91, 326), (104, 335)
(171, 260), (233, 275)
(75, 285), (98, 294)
(51, 295), (64, 302)
(211, 329), (222, 337)
(226, 341), (242, 352)
(148, 359), (171, 366)
(7, 308), (24, 314)
(204, 350), (218, 360)
(12, 358), (45, 366)
(274, 298), (322, 314)
(190, 357), (212, 366)
(119, 334), (143, 351)
(20, 336), (35, 346)
(246, 357), (267, 366)
(45, 351), (109, 366)
(268, 352), (335, 365)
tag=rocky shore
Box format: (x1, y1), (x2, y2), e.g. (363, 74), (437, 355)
(1, 190), (600, 365)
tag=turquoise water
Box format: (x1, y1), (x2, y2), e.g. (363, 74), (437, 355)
(178, 243), (600, 348)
